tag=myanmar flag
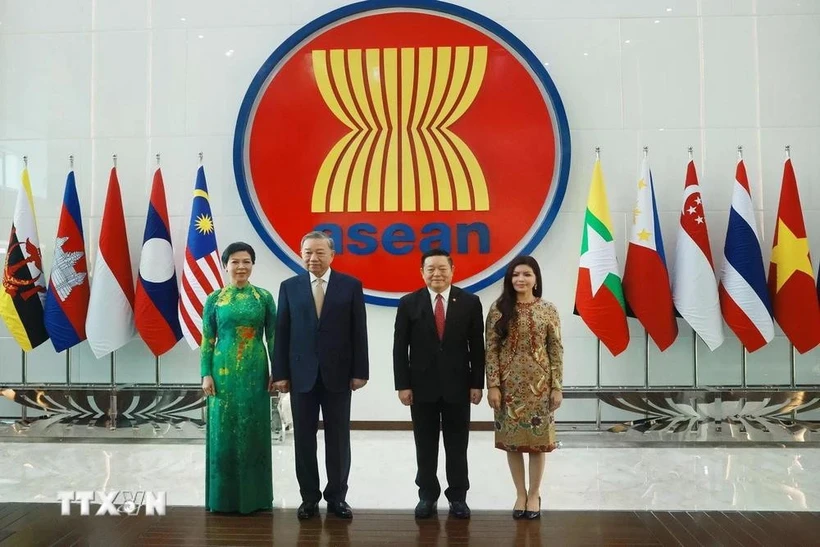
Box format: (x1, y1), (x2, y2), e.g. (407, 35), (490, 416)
(574, 158), (630, 356)
(768, 157), (820, 353)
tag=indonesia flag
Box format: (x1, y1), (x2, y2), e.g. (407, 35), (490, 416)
(671, 159), (724, 350)
(718, 158), (774, 352)
(86, 167), (136, 358)
(622, 155), (678, 350)
(135, 168), (182, 356)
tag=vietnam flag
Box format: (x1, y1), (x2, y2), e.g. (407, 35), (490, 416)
(768, 157), (820, 353)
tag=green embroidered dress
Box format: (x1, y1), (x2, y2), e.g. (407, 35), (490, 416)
(201, 283), (276, 513)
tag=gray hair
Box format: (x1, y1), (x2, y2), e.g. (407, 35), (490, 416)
(301, 230), (335, 251)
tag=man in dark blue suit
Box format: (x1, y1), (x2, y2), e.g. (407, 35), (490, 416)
(271, 231), (369, 520)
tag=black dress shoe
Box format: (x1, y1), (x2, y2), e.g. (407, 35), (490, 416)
(524, 496), (541, 520)
(297, 501), (319, 520)
(512, 496), (527, 520)
(448, 501), (471, 519)
(328, 501), (353, 519)
(414, 499), (437, 519)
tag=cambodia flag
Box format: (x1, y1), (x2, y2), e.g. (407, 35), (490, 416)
(44, 170), (90, 352)
(135, 168), (182, 356)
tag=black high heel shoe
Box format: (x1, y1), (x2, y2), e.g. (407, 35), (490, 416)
(524, 496), (541, 520)
(512, 496), (527, 520)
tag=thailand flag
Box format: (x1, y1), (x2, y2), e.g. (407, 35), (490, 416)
(135, 168), (182, 356)
(718, 158), (774, 352)
(44, 170), (90, 352)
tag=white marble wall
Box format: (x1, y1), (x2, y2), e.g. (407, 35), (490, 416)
(1, 1), (820, 422)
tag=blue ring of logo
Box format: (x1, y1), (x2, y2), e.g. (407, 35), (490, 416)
(234, 0), (571, 306)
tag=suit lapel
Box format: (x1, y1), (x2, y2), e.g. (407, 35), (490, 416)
(318, 272), (336, 323)
(442, 286), (461, 341)
(301, 274), (319, 324)
(419, 289), (438, 340)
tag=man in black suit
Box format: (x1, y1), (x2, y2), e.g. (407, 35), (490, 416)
(393, 248), (485, 519)
(272, 231), (369, 520)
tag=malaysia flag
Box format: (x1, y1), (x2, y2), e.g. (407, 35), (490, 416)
(135, 168), (182, 356)
(178, 166), (223, 349)
(44, 170), (90, 352)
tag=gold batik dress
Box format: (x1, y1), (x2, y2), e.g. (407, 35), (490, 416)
(485, 299), (563, 452)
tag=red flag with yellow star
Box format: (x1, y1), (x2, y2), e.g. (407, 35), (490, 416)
(768, 158), (820, 353)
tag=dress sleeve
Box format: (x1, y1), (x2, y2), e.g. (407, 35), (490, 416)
(546, 302), (564, 391)
(264, 288), (277, 371)
(484, 302), (502, 389)
(200, 290), (219, 377)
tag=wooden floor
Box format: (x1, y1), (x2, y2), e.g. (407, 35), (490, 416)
(1, 504), (819, 546)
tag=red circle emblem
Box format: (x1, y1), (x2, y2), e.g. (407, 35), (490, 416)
(235, 1), (570, 305)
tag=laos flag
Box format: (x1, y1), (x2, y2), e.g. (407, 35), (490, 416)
(44, 170), (90, 352)
(135, 168), (182, 356)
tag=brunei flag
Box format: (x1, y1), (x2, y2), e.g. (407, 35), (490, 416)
(574, 158), (630, 356)
(0, 167), (49, 351)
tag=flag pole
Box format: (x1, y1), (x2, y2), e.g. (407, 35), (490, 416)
(644, 331), (650, 389)
(642, 146), (649, 390)
(594, 146), (603, 429)
(736, 146), (748, 390)
(20, 156), (29, 408)
(596, 338), (602, 430)
(688, 146), (699, 388)
(112, 154), (117, 168)
(156, 153), (161, 167)
(741, 346), (747, 388)
(198, 151), (204, 165)
(66, 155), (74, 388)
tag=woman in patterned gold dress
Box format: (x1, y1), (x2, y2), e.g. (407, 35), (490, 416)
(200, 242), (276, 513)
(485, 256), (563, 520)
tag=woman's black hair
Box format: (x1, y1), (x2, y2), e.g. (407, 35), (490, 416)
(221, 241), (256, 267)
(494, 256), (543, 343)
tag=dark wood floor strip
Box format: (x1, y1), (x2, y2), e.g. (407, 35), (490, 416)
(634, 512), (683, 546)
(0, 505), (818, 547)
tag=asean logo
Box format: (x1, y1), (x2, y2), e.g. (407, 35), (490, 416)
(234, 0), (570, 305)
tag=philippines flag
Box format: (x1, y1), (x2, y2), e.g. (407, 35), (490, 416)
(44, 170), (90, 352)
(86, 167), (136, 358)
(135, 168), (182, 356)
(718, 158), (774, 352)
(622, 155), (678, 350)
(178, 166), (223, 349)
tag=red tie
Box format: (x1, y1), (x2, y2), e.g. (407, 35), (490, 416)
(434, 294), (445, 340)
